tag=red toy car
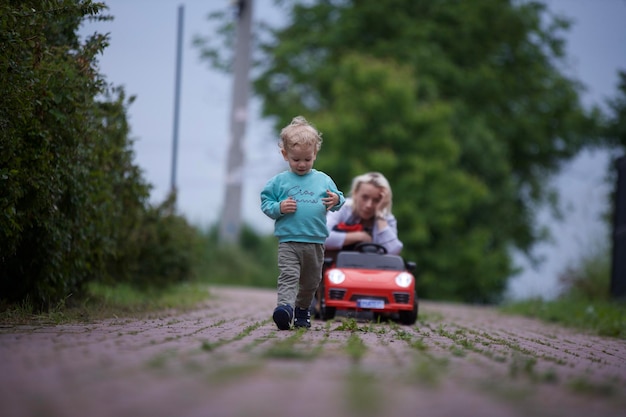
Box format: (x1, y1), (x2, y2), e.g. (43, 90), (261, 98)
(316, 243), (418, 325)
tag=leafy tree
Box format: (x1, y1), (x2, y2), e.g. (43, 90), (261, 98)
(196, 0), (599, 302)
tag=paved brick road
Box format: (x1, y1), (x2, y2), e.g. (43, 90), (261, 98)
(1, 286), (625, 417)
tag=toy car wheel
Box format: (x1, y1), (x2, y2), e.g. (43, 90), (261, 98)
(319, 283), (336, 321)
(372, 312), (389, 323)
(398, 299), (418, 325)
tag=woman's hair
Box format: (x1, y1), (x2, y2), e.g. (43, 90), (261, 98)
(278, 116), (323, 153)
(350, 172), (393, 216)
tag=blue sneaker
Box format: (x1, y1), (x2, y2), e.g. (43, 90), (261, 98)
(273, 305), (293, 330)
(294, 306), (311, 328)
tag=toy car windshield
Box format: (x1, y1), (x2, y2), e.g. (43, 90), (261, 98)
(335, 251), (406, 271)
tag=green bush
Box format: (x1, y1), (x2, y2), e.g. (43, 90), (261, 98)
(104, 193), (200, 289)
(192, 225), (279, 289)
(557, 240), (611, 301)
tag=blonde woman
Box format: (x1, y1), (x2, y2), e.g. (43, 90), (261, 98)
(325, 172), (403, 255)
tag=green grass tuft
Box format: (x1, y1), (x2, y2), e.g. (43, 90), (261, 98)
(501, 297), (626, 339)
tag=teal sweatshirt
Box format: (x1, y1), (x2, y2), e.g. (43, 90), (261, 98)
(261, 169), (345, 244)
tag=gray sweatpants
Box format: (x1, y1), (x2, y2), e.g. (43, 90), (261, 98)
(276, 242), (324, 309)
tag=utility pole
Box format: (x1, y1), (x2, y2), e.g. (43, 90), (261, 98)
(611, 155), (626, 299)
(170, 4), (184, 201)
(219, 0), (253, 243)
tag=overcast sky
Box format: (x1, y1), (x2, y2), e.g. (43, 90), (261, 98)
(81, 0), (626, 300)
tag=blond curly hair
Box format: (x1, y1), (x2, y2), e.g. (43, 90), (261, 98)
(278, 116), (323, 153)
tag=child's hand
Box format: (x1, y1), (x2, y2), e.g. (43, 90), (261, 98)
(322, 190), (338, 211)
(280, 196), (297, 214)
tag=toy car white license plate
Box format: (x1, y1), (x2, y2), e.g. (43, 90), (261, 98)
(357, 299), (385, 309)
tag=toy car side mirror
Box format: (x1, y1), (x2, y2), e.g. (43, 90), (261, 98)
(324, 257), (334, 267)
(405, 261), (417, 273)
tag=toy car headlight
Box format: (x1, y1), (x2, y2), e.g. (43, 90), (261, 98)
(327, 269), (345, 284)
(395, 272), (413, 288)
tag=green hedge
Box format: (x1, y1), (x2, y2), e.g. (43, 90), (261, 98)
(0, 1), (197, 310)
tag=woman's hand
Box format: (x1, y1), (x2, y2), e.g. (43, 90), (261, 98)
(343, 231), (372, 246)
(375, 189), (390, 217)
(374, 189), (390, 230)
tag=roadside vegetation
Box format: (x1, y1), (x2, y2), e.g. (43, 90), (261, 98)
(0, 224), (279, 323)
(501, 241), (626, 339)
